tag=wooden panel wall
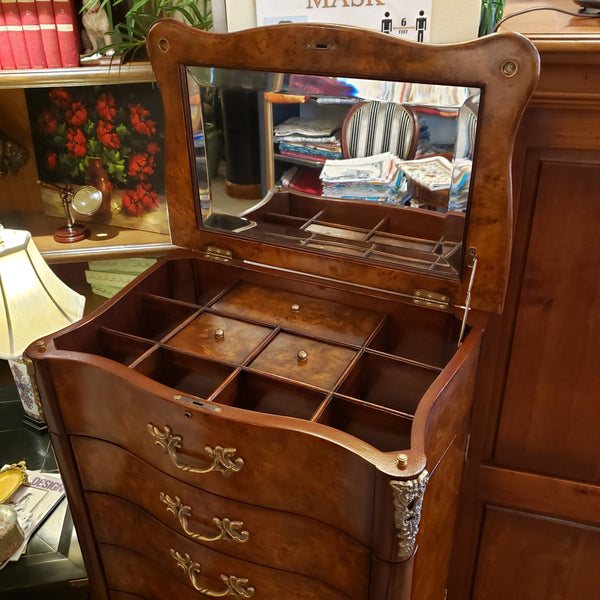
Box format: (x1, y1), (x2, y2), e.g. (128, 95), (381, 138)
(447, 29), (600, 600)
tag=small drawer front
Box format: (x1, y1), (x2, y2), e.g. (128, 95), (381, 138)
(249, 332), (357, 390)
(92, 494), (353, 600)
(72, 436), (369, 599)
(212, 282), (382, 346)
(165, 312), (273, 364)
(51, 360), (378, 545)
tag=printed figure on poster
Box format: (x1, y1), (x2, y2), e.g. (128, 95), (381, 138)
(256, 0), (432, 43)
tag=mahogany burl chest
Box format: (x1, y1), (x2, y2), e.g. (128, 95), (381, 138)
(28, 21), (539, 600)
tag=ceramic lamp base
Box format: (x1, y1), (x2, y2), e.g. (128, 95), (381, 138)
(8, 356), (46, 429)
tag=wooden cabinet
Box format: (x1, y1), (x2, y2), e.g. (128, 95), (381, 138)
(0, 64), (173, 263)
(27, 21), (539, 600)
(448, 3), (600, 599)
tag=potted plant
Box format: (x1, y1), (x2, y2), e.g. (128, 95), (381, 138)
(87, 0), (213, 63)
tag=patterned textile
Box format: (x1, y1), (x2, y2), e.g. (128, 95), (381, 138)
(341, 101), (418, 160)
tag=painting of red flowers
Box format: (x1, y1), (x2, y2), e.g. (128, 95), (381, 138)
(26, 83), (168, 234)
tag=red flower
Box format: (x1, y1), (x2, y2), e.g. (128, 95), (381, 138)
(66, 128), (87, 158)
(128, 153), (155, 181)
(38, 108), (57, 135)
(96, 120), (120, 149)
(49, 87), (71, 109)
(66, 101), (87, 127)
(46, 152), (57, 170)
(129, 103), (156, 136)
(121, 183), (158, 217)
(97, 93), (117, 121)
(146, 142), (160, 155)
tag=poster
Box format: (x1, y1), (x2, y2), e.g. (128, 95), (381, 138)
(256, 0), (433, 43)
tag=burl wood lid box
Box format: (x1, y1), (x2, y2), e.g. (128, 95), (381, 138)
(146, 19), (540, 315)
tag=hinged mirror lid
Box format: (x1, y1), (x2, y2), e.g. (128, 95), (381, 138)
(147, 20), (539, 313)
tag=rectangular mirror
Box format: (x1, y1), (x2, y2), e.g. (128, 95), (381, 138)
(185, 67), (480, 277)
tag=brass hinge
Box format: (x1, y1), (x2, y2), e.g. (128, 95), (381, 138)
(411, 289), (450, 310)
(204, 245), (232, 263)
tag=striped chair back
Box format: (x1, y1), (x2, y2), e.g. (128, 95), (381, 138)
(455, 96), (479, 160)
(341, 101), (419, 160)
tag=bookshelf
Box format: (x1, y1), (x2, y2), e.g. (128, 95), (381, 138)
(0, 62), (174, 263)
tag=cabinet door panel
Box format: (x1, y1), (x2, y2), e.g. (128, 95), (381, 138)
(494, 161), (600, 483)
(472, 507), (600, 600)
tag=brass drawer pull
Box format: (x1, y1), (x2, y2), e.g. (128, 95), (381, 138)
(160, 493), (250, 544)
(148, 424), (244, 477)
(171, 549), (255, 598)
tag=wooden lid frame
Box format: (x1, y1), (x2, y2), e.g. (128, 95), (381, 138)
(147, 19), (539, 313)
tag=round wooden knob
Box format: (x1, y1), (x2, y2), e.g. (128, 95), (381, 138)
(291, 303), (300, 313)
(214, 328), (225, 340)
(297, 350), (308, 362)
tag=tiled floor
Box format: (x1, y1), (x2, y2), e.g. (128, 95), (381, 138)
(0, 360), (89, 599)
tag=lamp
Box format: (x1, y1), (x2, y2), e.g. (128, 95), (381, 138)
(0, 225), (85, 428)
(37, 181), (103, 243)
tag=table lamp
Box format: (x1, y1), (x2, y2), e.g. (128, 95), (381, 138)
(0, 226), (85, 429)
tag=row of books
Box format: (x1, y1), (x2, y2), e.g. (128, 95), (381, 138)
(0, 0), (80, 70)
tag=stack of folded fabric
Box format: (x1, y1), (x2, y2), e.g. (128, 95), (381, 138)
(448, 159), (471, 212)
(319, 152), (403, 203)
(279, 165), (323, 195)
(274, 117), (343, 162)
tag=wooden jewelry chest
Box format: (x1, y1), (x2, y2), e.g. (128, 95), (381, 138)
(28, 21), (539, 600)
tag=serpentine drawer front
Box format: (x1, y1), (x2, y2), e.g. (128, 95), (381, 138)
(90, 493), (352, 600)
(72, 436), (370, 597)
(28, 20), (539, 600)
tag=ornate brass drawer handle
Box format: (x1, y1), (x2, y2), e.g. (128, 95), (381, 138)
(148, 424), (244, 477)
(160, 493), (250, 544)
(171, 549), (255, 599)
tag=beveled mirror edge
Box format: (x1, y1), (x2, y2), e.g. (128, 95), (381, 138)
(147, 19), (540, 313)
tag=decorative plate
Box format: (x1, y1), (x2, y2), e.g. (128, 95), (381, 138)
(0, 461), (29, 503)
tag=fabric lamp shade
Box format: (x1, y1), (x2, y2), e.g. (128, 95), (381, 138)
(0, 227), (85, 360)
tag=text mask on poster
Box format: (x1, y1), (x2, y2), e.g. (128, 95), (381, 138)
(256, 0), (433, 44)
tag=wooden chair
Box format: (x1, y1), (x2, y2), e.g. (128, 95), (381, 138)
(341, 100), (420, 160)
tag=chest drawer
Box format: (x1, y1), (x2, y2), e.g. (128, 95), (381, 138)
(72, 435), (369, 598)
(91, 492), (352, 600)
(48, 359), (380, 544)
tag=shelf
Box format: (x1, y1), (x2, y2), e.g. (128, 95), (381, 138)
(0, 62), (168, 266)
(274, 153), (325, 169)
(0, 62), (156, 90)
(18, 213), (173, 263)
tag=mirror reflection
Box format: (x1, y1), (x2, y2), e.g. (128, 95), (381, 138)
(186, 66), (480, 277)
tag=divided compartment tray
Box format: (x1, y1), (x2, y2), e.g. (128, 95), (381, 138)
(249, 192), (465, 274)
(50, 256), (465, 451)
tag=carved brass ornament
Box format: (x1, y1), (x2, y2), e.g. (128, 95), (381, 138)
(171, 548), (255, 599)
(160, 492), (250, 544)
(147, 424), (244, 477)
(390, 469), (430, 561)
